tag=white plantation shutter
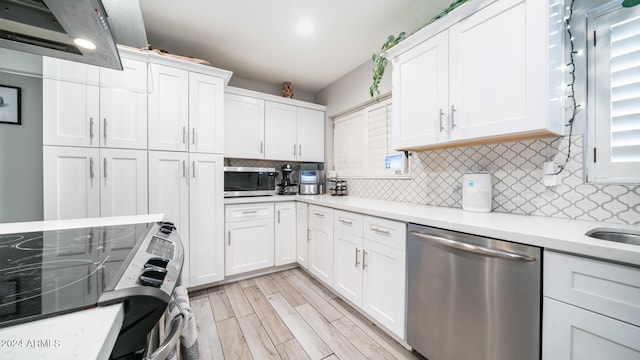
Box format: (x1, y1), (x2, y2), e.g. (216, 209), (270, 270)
(333, 99), (404, 178)
(590, 5), (640, 183)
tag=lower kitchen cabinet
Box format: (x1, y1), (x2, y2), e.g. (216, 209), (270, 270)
(542, 251), (640, 359)
(308, 205), (334, 287)
(148, 151), (224, 288)
(225, 203), (275, 276)
(275, 202), (296, 266)
(333, 210), (365, 306)
(296, 202), (309, 268)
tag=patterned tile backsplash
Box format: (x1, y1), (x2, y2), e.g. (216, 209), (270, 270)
(225, 135), (639, 225)
(347, 135), (640, 225)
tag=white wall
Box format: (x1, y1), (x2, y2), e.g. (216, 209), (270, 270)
(229, 75), (315, 103)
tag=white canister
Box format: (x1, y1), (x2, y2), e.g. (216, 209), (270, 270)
(462, 173), (492, 212)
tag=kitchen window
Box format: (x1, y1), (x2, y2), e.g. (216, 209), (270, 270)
(587, 3), (640, 184)
(333, 98), (407, 178)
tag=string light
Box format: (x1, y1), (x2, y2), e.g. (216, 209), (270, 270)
(555, 0), (579, 175)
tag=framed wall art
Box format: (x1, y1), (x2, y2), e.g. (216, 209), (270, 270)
(0, 84), (21, 125)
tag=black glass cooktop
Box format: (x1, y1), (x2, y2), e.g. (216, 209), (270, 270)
(0, 222), (154, 327)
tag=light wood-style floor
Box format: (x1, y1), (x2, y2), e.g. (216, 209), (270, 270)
(189, 268), (420, 360)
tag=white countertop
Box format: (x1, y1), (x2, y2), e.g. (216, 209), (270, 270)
(0, 213), (165, 235)
(0, 303), (124, 360)
(226, 194), (640, 266)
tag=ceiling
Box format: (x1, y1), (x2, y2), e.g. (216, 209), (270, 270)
(138, 0), (452, 94)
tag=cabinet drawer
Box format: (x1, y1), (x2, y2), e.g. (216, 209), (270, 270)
(544, 251), (640, 327)
(225, 203), (274, 222)
(363, 216), (406, 251)
(309, 205), (333, 228)
(334, 210), (363, 237)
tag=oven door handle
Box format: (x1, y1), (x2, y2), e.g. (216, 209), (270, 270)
(145, 314), (184, 360)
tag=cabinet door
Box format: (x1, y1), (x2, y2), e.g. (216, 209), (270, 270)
(308, 206), (334, 287)
(449, 0), (528, 141)
(148, 64), (189, 151)
(99, 148), (148, 217)
(362, 239), (406, 338)
(148, 151), (190, 287)
(189, 153), (224, 286)
(43, 79), (99, 147)
(392, 30), (449, 149)
(43, 146), (100, 220)
(542, 297), (640, 360)
(224, 93), (265, 159)
(296, 203), (309, 268)
(275, 202), (297, 266)
(189, 73), (224, 154)
(265, 101), (297, 161)
(225, 218), (275, 276)
(333, 230), (363, 306)
(296, 108), (325, 162)
(99, 58), (148, 149)
(42, 57), (99, 85)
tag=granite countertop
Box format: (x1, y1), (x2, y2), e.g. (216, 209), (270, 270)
(225, 194), (640, 266)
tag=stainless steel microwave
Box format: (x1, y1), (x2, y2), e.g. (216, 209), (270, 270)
(223, 167), (277, 197)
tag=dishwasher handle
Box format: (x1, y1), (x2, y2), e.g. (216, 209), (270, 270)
(410, 231), (536, 262)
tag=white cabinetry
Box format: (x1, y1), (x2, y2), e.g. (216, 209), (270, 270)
(308, 205), (334, 287)
(189, 73), (224, 153)
(275, 202), (296, 266)
(542, 251), (640, 359)
(296, 202), (309, 268)
(333, 210), (364, 305)
(391, 0), (564, 150)
(225, 203), (275, 276)
(99, 148), (148, 217)
(224, 87), (325, 161)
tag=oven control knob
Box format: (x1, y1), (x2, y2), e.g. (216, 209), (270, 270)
(139, 267), (167, 287)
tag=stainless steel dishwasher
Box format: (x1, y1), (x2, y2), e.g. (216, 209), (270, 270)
(407, 224), (541, 360)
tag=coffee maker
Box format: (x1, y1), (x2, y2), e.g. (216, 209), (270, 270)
(278, 164), (297, 195)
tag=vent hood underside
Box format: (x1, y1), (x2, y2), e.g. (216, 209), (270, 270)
(0, 0), (148, 70)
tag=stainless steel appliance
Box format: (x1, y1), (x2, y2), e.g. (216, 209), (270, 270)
(0, 0), (148, 70)
(299, 169), (322, 195)
(0, 221), (184, 358)
(407, 224), (541, 360)
(224, 167), (276, 197)
(278, 163), (298, 195)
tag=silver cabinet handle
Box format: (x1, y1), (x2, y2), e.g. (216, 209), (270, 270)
(242, 210), (258, 214)
(192, 161), (196, 178)
(228, 230), (231, 246)
(363, 250), (368, 269)
(451, 105), (456, 129)
(307, 229), (310, 241)
(313, 212), (324, 218)
(89, 158), (94, 178)
(277, 210), (281, 224)
(293, 144), (297, 157)
(103, 158), (107, 178)
(260, 141), (264, 154)
(89, 117), (94, 139)
(371, 226), (390, 235)
(439, 108), (445, 132)
(409, 232), (536, 262)
(182, 160), (186, 178)
(103, 118), (108, 140)
(147, 315), (184, 360)
(192, 128), (196, 145)
(355, 248), (360, 267)
(339, 218), (353, 225)
(299, 144), (302, 157)
(182, 126), (187, 144)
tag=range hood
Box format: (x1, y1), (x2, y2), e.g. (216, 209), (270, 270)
(0, 0), (149, 70)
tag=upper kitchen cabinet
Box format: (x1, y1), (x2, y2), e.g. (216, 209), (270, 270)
(224, 93), (266, 158)
(390, 0), (565, 150)
(224, 86), (326, 161)
(148, 53), (231, 153)
(43, 49), (149, 149)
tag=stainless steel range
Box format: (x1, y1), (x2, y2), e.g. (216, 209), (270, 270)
(0, 221), (184, 359)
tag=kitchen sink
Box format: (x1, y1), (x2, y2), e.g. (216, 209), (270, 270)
(585, 228), (640, 246)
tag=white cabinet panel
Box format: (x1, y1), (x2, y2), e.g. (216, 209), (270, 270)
(296, 107), (325, 162)
(43, 79), (99, 147)
(333, 230), (363, 306)
(296, 202), (309, 269)
(275, 202), (296, 266)
(308, 205), (334, 287)
(225, 218), (275, 276)
(99, 88), (147, 149)
(224, 93), (265, 158)
(100, 58), (147, 92)
(99, 149), (148, 217)
(189, 73), (224, 154)
(265, 102), (297, 161)
(543, 297), (640, 360)
(148, 151), (190, 285)
(189, 153), (224, 286)
(148, 64), (189, 151)
(43, 146), (100, 220)
(42, 57), (99, 85)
